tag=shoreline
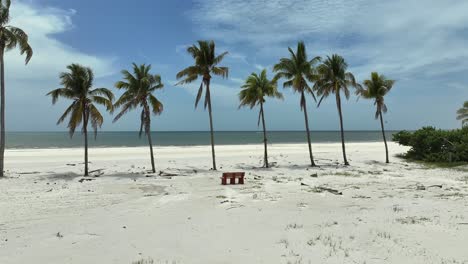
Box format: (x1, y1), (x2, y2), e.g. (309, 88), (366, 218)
(4, 141), (392, 151)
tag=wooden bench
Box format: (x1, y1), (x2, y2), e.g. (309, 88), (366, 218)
(221, 172), (245, 185)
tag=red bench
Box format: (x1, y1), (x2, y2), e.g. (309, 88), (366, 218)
(221, 172), (245, 185)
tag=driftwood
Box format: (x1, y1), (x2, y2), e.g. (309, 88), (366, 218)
(89, 169), (104, 174)
(301, 182), (343, 195)
(158, 171), (178, 177)
(78, 178), (95, 183)
(416, 184), (443, 191)
(317, 187), (343, 195)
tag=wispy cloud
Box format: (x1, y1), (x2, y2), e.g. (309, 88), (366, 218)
(5, 1), (117, 131)
(7, 1), (116, 80)
(191, 0), (468, 78)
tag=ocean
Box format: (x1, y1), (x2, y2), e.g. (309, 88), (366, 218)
(4, 131), (398, 149)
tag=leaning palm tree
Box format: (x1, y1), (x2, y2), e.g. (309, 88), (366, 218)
(273, 41), (320, 167)
(314, 54), (361, 166)
(176, 40), (228, 170)
(47, 64), (113, 176)
(239, 69), (283, 168)
(456, 101), (468, 127)
(0, 0), (33, 177)
(357, 72), (395, 163)
(113, 63), (164, 173)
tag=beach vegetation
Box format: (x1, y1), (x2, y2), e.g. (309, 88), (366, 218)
(113, 63), (164, 173)
(0, 0), (33, 177)
(239, 69), (283, 168)
(314, 54), (361, 166)
(273, 41), (320, 167)
(393, 127), (468, 163)
(357, 72), (395, 163)
(176, 40), (228, 170)
(47, 64), (114, 176)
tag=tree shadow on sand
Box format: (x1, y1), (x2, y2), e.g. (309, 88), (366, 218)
(42, 172), (82, 181)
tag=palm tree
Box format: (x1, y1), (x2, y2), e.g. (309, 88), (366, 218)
(456, 101), (468, 127)
(273, 41), (320, 167)
(239, 69), (283, 168)
(176, 40), (228, 170)
(47, 64), (113, 176)
(357, 72), (395, 163)
(0, 0), (33, 177)
(113, 63), (164, 173)
(314, 54), (361, 166)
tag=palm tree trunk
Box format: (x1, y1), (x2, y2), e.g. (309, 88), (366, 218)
(206, 80), (217, 170)
(145, 108), (156, 173)
(379, 111), (389, 163)
(82, 107), (89, 176)
(302, 92), (316, 167)
(0, 47), (5, 177)
(260, 101), (269, 168)
(336, 92), (349, 165)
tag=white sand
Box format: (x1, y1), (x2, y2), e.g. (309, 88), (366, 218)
(0, 142), (467, 264)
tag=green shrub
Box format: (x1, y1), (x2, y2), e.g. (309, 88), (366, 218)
(393, 126), (468, 163)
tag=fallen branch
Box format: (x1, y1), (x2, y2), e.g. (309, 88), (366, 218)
(89, 169), (104, 174)
(301, 182), (343, 195)
(158, 171), (178, 177)
(78, 178), (95, 183)
(416, 184), (443, 190)
(317, 187), (343, 195)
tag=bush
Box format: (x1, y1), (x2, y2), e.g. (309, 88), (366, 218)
(393, 126), (468, 163)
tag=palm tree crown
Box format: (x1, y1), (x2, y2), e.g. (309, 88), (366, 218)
(239, 69), (282, 111)
(358, 72), (395, 119)
(47, 64), (114, 137)
(315, 54), (360, 105)
(457, 101), (468, 127)
(176, 40), (228, 108)
(0, 0), (32, 63)
(113, 63), (164, 134)
(273, 41), (320, 109)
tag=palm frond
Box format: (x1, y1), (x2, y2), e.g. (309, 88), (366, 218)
(149, 94), (163, 115)
(195, 82), (204, 108)
(88, 104), (104, 139)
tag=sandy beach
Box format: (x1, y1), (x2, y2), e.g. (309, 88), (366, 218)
(0, 142), (467, 264)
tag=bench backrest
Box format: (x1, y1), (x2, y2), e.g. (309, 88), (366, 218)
(222, 172), (245, 177)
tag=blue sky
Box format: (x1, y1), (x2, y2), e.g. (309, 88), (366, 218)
(5, 0), (468, 131)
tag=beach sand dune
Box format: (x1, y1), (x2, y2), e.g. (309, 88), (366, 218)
(0, 142), (467, 264)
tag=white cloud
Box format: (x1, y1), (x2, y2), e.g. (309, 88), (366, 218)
(6, 1), (116, 81)
(3, 1), (117, 131)
(191, 0), (468, 78)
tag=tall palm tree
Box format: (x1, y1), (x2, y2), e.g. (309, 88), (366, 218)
(314, 54), (361, 166)
(0, 0), (33, 177)
(113, 63), (164, 173)
(239, 69), (283, 168)
(176, 40), (228, 170)
(456, 101), (468, 127)
(47, 64), (113, 176)
(273, 41), (320, 167)
(357, 72), (395, 163)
